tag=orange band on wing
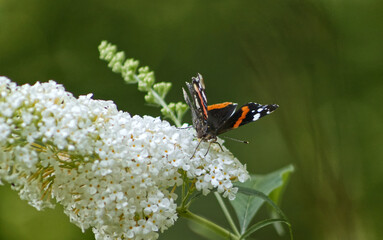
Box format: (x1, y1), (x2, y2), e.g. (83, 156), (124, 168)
(207, 102), (232, 111)
(233, 106), (250, 128)
(194, 85), (208, 119)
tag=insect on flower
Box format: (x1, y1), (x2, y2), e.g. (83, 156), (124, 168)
(183, 73), (279, 157)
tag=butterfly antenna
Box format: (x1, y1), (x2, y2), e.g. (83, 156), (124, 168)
(222, 136), (249, 144)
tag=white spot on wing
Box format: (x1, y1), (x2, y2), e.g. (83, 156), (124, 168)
(257, 107), (264, 112)
(253, 113), (260, 121)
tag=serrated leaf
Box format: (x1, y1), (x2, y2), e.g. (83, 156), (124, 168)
(230, 164), (294, 234)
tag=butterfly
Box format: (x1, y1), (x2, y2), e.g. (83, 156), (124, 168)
(182, 73), (279, 157)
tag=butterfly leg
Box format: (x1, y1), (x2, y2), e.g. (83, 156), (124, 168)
(203, 139), (224, 156)
(190, 139), (202, 159)
(204, 142), (212, 157)
(215, 141), (224, 152)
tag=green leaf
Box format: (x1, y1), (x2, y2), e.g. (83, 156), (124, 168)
(240, 218), (290, 240)
(235, 187), (288, 224)
(230, 164), (294, 234)
(234, 187), (293, 239)
(178, 209), (239, 240)
(188, 221), (228, 240)
(268, 164), (294, 235)
(269, 165), (293, 206)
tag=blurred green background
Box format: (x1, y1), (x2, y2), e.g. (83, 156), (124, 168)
(1, 0), (382, 239)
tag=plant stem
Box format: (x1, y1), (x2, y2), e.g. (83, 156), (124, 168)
(181, 185), (194, 208)
(214, 192), (240, 236)
(148, 88), (181, 127)
(177, 208), (239, 240)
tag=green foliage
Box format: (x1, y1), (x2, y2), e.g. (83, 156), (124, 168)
(1, 0), (381, 239)
(99, 40), (294, 239)
(240, 218), (290, 240)
(188, 220), (233, 240)
(182, 165), (294, 240)
(98, 41), (188, 127)
(230, 165), (294, 238)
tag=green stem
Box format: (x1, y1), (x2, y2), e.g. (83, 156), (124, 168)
(182, 178), (186, 203)
(214, 192), (240, 236)
(177, 208), (239, 240)
(133, 75), (181, 127)
(149, 88), (181, 127)
(181, 185), (194, 208)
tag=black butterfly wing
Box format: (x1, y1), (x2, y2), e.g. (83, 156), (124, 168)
(216, 103), (279, 135)
(207, 102), (238, 134)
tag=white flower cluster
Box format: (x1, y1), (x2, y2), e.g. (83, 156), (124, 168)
(0, 77), (249, 240)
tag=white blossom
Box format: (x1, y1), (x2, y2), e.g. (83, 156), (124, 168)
(0, 76), (249, 240)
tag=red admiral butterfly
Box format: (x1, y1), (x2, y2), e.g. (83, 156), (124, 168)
(183, 73), (279, 157)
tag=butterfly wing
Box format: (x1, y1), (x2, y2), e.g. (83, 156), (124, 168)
(216, 103), (279, 135)
(190, 73), (208, 120)
(182, 87), (199, 127)
(207, 102), (238, 134)
(183, 74), (209, 138)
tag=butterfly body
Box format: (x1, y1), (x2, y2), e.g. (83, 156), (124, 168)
(183, 73), (279, 155)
